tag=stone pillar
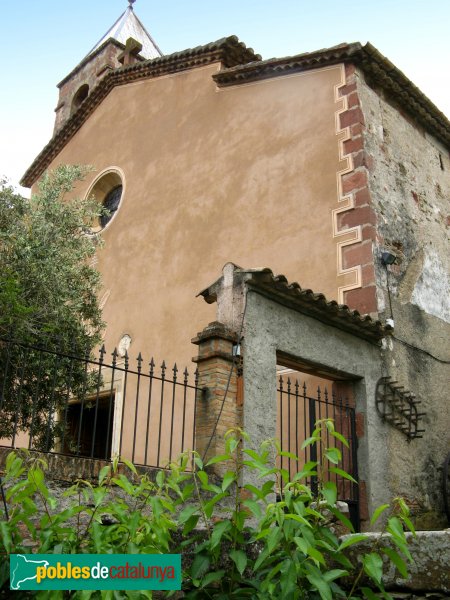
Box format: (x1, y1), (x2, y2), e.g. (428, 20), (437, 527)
(192, 321), (242, 471)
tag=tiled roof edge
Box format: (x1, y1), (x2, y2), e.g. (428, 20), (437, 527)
(212, 42), (361, 86)
(213, 41), (450, 149)
(21, 36), (260, 188)
(358, 43), (450, 148)
(242, 268), (389, 343)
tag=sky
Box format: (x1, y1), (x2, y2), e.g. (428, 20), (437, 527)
(1, 0), (449, 195)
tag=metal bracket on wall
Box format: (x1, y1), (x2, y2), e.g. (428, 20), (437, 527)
(375, 377), (426, 440)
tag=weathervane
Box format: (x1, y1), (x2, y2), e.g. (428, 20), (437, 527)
(128, 0), (136, 7)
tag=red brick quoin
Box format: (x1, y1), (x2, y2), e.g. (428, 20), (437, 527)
(339, 63), (378, 315)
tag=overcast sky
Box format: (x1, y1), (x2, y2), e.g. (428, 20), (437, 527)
(2, 0), (449, 195)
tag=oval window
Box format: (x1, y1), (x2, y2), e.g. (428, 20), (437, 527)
(100, 185), (123, 228)
(86, 168), (125, 232)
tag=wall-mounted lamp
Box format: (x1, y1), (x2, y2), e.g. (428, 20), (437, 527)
(381, 250), (397, 266)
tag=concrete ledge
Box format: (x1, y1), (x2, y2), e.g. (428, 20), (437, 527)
(340, 530), (450, 592)
(0, 447), (160, 483)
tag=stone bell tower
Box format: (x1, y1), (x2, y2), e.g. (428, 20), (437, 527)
(53, 0), (162, 133)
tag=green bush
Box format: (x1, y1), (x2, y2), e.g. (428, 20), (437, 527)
(0, 167), (105, 448)
(0, 419), (415, 599)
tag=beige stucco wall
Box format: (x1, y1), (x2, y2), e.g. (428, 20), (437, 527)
(42, 62), (347, 369)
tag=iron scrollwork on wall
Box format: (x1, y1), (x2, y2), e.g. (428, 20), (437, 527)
(375, 377), (425, 440)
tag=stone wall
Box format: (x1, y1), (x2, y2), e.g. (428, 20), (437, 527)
(54, 41), (124, 132)
(355, 70), (450, 527)
(342, 530), (450, 594)
(0, 446), (160, 484)
(241, 287), (384, 528)
(199, 264), (393, 528)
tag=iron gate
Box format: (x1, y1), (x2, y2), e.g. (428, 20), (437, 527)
(277, 376), (359, 531)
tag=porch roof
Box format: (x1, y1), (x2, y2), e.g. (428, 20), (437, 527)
(200, 266), (391, 344)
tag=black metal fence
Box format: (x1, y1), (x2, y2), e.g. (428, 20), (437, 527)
(277, 376), (359, 530)
(0, 334), (360, 528)
(0, 336), (201, 468)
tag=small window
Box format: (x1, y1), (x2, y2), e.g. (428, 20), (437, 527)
(86, 168), (125, 232)
(71, 84), (89, 115)
(63, 394), (115, 460)
(100, 185), (123, 228)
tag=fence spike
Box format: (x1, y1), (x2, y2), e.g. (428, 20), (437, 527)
(161, 360), (166, 378)
(111, 347), (118, 366)
(1, 336), (200, 471)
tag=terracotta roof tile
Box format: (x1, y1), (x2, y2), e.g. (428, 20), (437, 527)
(21, 36), (259, 188)
(213, 42), (450, 149)
(200, 266), (390, 343)
(21, 39), (450, 188)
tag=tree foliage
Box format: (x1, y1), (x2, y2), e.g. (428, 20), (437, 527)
(0, 166), (103, 342)
(0, 165), (105, 445)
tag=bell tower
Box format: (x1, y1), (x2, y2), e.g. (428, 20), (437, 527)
(53, 0), (162, 132)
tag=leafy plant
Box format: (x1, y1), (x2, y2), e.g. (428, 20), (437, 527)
(0, 420), (415, 599)
(0, 167), (105, 447)
(180, 420), (415, 599)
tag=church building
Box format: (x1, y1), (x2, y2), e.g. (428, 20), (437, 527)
(21, 2), (450, 528)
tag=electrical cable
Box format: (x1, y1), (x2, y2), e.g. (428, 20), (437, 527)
(390, 334), (450, 364)
(385, 267), (394, 321)
(383, 262), (449, 363)
(200, 268), (449, 461)
(201, 289), (248, 461)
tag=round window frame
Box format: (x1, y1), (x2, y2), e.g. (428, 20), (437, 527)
(85, 167), (126, 233)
